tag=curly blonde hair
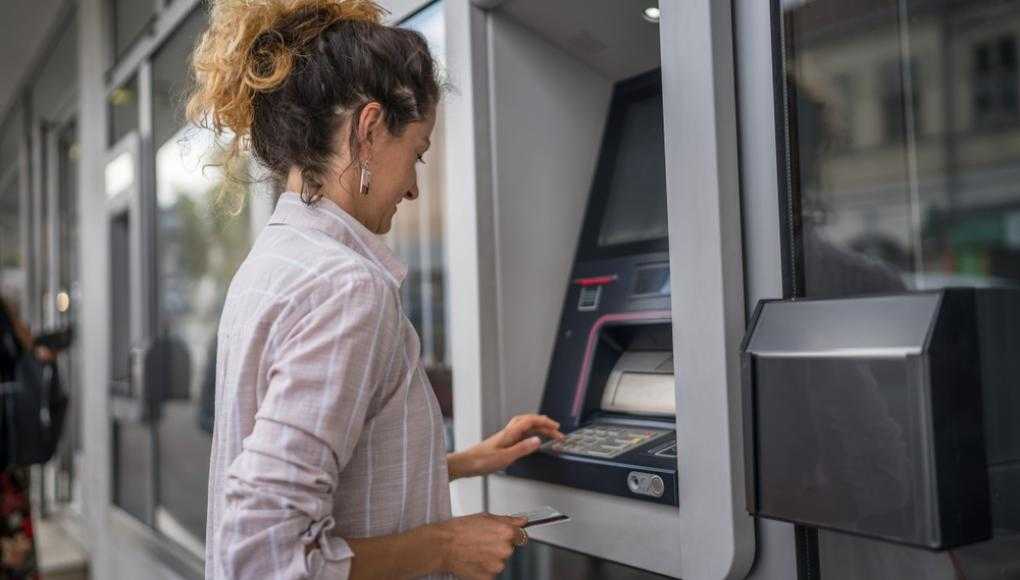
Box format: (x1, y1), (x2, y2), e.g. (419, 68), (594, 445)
(186, 0), (439, 204)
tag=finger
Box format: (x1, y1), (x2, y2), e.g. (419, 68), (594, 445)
(537, 414), (560, 430)
(502, 415), (559, 443)
(500, 436), (542, 464)
(494, 514), (529, 528)
(527, 425), (565, 440)
(520, 414), (560, 432)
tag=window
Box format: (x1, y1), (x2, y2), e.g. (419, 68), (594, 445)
(108, 75), (139, 147)
(782, 3), (1020, 299)
(973, 35), (1019, 128)
(54, 120), (82, 506)
(150, 6), (259, 554)
(0, 112), (25, 312)
(882, 58), (922, 143)
(112, 0), (155, 59)
(830, 72), (856, 150)
(779, 3), (1020, 572)
(391, 2), (454, 442)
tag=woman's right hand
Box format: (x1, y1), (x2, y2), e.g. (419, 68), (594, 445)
(434, 513), (527, 579)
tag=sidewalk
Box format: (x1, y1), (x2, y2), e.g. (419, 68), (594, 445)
(34, 514), (89, 580)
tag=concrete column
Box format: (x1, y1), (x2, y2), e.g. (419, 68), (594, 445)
(77, 0), (113, 576)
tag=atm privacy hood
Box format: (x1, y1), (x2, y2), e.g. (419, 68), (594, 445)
(741, 289), (1020, 550)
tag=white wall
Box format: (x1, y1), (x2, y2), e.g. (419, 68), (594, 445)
(487, 10), (612, 426)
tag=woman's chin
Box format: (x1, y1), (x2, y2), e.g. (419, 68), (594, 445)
(376, 216), (394, 235)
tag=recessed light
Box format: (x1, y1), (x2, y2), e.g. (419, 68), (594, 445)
(56, 292), (70, 313)
(642, 6), (661, 23)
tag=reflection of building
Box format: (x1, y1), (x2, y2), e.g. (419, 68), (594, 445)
(785, 0), (1020, 286)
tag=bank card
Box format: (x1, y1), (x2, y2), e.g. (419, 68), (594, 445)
(511, 506), (571, 528)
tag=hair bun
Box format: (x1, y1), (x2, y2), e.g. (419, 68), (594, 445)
(187, 0), (386, 137)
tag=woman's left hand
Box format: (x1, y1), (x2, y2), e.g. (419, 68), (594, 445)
(448, 414), (565, 480)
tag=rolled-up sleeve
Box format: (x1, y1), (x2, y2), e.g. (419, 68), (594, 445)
(216, 269), (400, 579)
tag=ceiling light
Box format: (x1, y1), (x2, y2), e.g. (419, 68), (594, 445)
(642, 6), (660, 23)
(56, 292), (70, 313)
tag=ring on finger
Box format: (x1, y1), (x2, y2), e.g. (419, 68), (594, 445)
(515, 528), (529, 547)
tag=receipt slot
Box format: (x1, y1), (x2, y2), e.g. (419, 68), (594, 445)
(742, 289), (1020, 549)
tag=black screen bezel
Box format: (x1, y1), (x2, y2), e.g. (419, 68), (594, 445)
(577, 68), (670, 262)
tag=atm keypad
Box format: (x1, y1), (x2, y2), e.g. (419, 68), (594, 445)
(543, 425), (671, 459)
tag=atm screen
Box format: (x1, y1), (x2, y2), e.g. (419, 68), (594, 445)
(597, 91), (668, 247)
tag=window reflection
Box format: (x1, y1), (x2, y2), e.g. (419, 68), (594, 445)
(147, 5), (261, 552)
(154, 124), (253, 553)
(53, 120), (81, 506)
(0, 113), (25, 312)
(108, 75), (139, 147)
(782, 0), (1020, 297)
(393, 3), (454, 438)
(113, 0), (155, 59)
(973, 35), (1019, 127)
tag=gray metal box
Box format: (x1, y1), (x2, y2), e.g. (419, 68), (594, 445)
(742, 289), (1020, 549)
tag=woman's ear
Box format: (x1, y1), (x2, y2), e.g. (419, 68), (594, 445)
(357, 102), (384, 148)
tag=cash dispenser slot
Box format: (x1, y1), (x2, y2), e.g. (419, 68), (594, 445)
(741, 289), (1020, 550)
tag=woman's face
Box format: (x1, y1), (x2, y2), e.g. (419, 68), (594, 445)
(346, 105), (436, 235)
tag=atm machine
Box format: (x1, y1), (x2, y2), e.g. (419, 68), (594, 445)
(449, 0), (1020, 578)
(448, 0), (756, 577)
(505, 70), (681, 507)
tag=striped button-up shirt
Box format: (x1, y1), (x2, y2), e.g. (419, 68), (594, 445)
(206, 191), (452, 579)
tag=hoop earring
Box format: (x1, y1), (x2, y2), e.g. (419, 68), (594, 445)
(359, 160), (372, 196)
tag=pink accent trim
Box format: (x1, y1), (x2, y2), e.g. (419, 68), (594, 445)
(574, 275), (618, 287)
(569, 309), (672, 418)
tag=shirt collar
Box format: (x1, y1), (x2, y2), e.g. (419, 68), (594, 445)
(268, 191), (408, 287)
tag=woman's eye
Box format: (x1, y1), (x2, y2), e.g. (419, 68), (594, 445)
(416, 154), (426, 165)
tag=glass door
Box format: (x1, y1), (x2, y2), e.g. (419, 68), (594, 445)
(102, 7), (268, 566)
(771, 0), (1020, 576)
(35, 117), (83, 514)
(148, 7), (262, 556)
(105, 129), (157, 525)
(53, 120), (82, 507)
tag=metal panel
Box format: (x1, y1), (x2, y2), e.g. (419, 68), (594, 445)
(495, 0), (661, 82)
(136, 61), (157, 344)
(445, 0), (496, 515)
(29, 100), (44, 324)
(732, 0), (798, 576)
(45, 125), (60, 328)
(486, 10), (611, 426)
(660, 0), (755, 578)
(489, 474), (685, 574)
(14, 102), (33, 317)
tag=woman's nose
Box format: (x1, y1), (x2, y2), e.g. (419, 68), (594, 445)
(405, 182), (420, 200)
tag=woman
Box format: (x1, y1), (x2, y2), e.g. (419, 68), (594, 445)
(0, 297), (53, 580)
(187, 1), (564, 579)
